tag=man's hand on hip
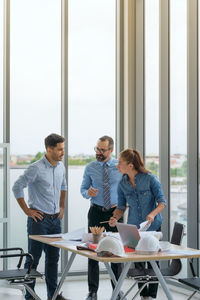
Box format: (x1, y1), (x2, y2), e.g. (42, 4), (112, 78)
(25, 208), (44, 222)
(58, 207), (64, 220)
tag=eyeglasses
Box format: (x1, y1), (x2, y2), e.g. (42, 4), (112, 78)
(94, 146), (111, 154)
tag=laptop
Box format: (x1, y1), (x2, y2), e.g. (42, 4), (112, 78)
(116, 222), (141, 249)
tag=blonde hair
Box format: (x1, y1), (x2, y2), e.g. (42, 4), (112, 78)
(119, 149), (150, 173)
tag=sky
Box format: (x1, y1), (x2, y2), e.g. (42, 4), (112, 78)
(0, 0), (188, 156)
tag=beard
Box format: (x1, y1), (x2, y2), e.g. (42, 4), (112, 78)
(96, 153), (107, 162)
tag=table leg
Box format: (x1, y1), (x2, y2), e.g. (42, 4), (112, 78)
(104, 261), (132, 300)
(150, 260), (174, 300)
(52, 252), (76, 300)
(23, 283), (41, 300)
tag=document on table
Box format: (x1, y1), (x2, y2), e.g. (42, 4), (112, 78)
(40, 233), (63, 238)
(51, 240), (83, 246)
(139, 221), (151, 232)
(40, 227), (85, 241)
(62, 228), (85, 241)
(166, 249), (200, 255)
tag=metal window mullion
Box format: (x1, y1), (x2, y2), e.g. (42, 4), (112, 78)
(4, 145), (10, 269)
(116, 0), (124, 155)
(3, 0), (10, 144)
(135, 0), (144, 157)
(187, 0), (198, 275)
(3, 0), (10, 265)
(0, 143), (10, 269)
(3, 0), (10, 269)
(159, 0), (170, 242)
(61, 0), (68, 272)
(123, 0), (135, 149)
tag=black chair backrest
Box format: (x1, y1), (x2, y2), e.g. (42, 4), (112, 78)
(167, 222), (184, 276)
(170, 222), (184, 245)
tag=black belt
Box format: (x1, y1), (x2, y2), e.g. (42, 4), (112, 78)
(91, 203), (117, 212)
(43, 213), (59, 220)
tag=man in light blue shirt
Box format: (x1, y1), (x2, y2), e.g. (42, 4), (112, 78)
(80, 136), (122, 300)
(13, 133), (68, 300)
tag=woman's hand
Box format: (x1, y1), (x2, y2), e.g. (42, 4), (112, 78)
(146, 203), (165, 225)
(146, 213), (155, 225)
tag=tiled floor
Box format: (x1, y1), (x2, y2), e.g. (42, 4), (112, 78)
(0, 276), (199, 300)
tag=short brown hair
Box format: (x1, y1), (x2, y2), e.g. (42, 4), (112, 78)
(119, 148), (149, 173)
(99, 136), (114, 149)
(45, 133), (65, 149)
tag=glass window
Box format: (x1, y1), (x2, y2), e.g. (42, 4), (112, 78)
(68, 0), (116, 272)
(170, 0), (187, 275)
(144, 0), (159, 176)
(0, 0), (3, 142)
(10, 0), (61, 271)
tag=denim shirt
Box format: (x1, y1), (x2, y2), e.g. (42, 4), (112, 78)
(117, 173), (166, 231)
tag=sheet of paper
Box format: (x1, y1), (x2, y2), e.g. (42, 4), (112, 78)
(82, 233), (93, 242)
(51, 240), (82, 246)
(40, 234), (63, 238)
(62, 227), (85, 241)
(166, 249), (200, 255)
(139, 221), (151, 232)
(40, 227), (85, 240)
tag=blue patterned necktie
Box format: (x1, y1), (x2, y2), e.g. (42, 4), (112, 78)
(103, 162), (111, 210)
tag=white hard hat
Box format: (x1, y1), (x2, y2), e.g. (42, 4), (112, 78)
(96, 236), (125, 257)
(135, 235), (161, 254)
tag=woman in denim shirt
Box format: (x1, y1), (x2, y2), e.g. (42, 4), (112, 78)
(109, 149), (166, 300)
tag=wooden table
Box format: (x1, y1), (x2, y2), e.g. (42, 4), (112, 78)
(30, 235), (200, 300)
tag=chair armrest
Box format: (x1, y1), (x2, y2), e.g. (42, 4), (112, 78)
(0, 247), (24, 253)
(0, 247), (24, 269)
(0, 252), (33, 274)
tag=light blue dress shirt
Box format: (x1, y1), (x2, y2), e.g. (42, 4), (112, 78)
(117, 173), (166, 231)
(80, 158), (122, 207)
(12, 156), (67, 214)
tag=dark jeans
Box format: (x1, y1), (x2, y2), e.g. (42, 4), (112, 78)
(87, 205), (122, 293)
(25, 216), (61, 300)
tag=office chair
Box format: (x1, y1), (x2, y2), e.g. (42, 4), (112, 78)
(178, 258), (200, 300)
(0, 247), (42, 300)
(121, 222), (184, 300)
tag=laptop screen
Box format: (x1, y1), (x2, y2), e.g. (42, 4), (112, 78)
(116, 222), (141, 249)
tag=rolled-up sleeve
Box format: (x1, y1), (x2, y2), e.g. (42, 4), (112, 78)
(117, 184), (127, 212)
(80, 166), (91, 199)
(150, 175), (167, 206)
(12, 164), (38, 199)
